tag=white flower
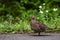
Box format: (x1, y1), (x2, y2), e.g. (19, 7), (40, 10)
(39, 10), (43, 14)
(43, 3), (45, 5)
(39, 6), (42, 8)
(46, 10), (48, 13)
(53, 8), (58, 11)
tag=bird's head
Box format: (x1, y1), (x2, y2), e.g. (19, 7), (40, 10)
(30, 15), (35, 20)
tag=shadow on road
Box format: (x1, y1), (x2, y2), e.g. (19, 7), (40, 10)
(29, 35), (52, 36)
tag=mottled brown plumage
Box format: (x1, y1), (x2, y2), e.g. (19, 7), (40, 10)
(30, 15), (52, 35)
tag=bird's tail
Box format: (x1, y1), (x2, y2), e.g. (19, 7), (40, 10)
(47, 27), (53, 30)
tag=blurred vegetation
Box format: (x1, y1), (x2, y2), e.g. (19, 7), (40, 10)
(0, 0), (60, 34)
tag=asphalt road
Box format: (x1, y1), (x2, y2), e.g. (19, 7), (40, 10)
(0, 33), (60, 40)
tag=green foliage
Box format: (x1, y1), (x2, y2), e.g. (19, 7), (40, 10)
(0, 0), (60, 33)
(53, 0), (60, 2)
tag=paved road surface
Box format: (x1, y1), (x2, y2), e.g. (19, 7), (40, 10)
(0, 33), (60, 40)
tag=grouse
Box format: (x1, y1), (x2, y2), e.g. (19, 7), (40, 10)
(30, 15), (53, 35)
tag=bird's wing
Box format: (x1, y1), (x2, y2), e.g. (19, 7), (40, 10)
(36, 21), (48, 29)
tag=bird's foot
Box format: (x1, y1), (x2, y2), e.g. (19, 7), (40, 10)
(38, 32), (40, 36)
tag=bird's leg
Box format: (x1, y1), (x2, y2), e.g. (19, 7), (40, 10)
(38, 32), (40, 36)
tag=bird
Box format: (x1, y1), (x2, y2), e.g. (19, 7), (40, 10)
(30, 15), (53, 35)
